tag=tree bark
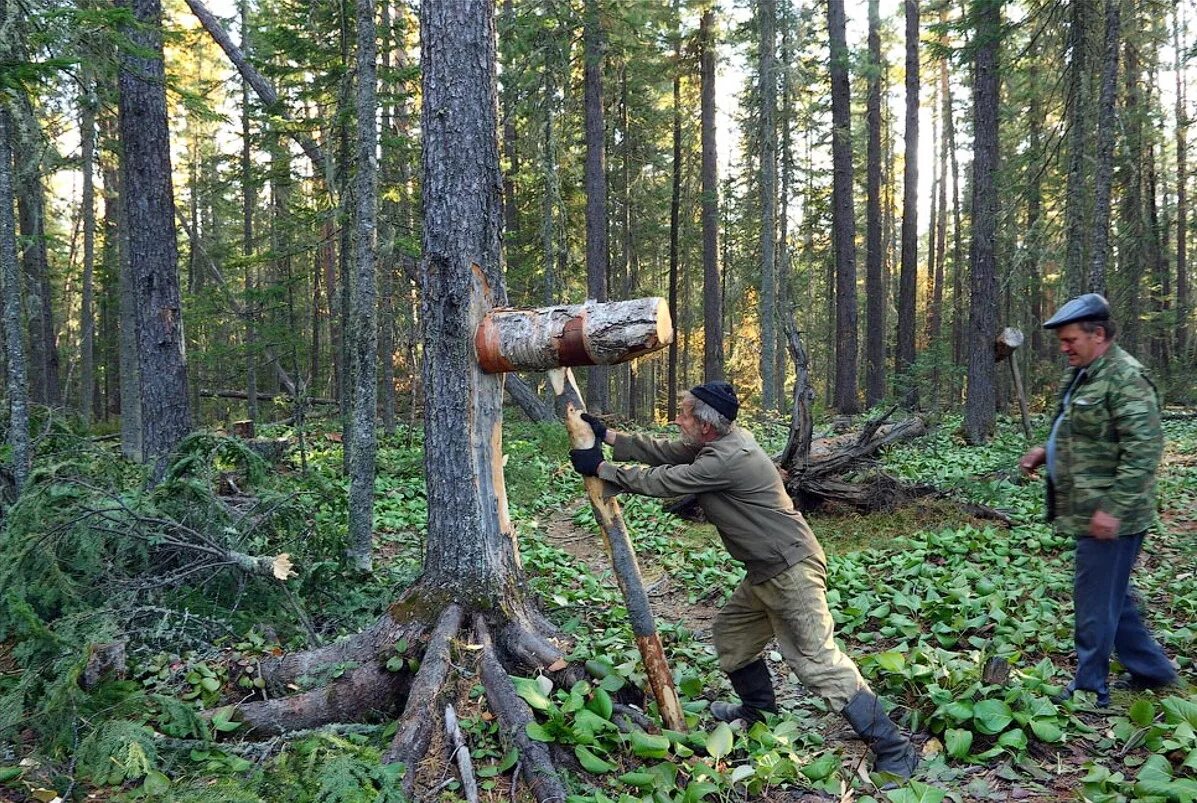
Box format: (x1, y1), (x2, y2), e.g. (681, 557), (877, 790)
(1088, 0), (1121, 296)
(1063, 0), (1094, 296)
(1176, 4), (1190, 361)
(118, 0), (192, 479)
(13, 112), (62, 409)
(760, 0), (778, 409)
(583, 0), (609, 413)
(667, 0), (681, 420)
(897, 0), (919, 407)
(963, 0), (1001, 445)
(828, 0), (858, 414)
(701, 8), (723, 384)
(347, 0), (379, 572)
(865, 0), (885, 407)
(0, 83), (30, 493)
(420, 0), (518, 600)
(475, 299), (672, 374)
(81, 76), (97, 424)
(240, 0), (258, 425)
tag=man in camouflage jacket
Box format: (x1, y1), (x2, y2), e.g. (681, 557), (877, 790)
(1019, 294), (1177, 707)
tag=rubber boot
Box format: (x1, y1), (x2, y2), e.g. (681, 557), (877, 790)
(842, 689), (919, 779)
(710, 658), (777, 724)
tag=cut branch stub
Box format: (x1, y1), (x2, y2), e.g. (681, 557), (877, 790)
(994, 326), (1025, 363)
(475, 297), (673, 374)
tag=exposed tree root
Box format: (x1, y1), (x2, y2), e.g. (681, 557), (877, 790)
(213, 585), (584, 800)
(382, 604), (463, 775)
(230, 663), (412, 735)
(475, 614), (569, 803)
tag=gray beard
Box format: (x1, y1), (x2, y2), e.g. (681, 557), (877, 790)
(679, 431), (703, 448)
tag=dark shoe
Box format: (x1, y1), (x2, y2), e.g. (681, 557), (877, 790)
(1111, 672), (1179, 693)
(1054, 682), (1110, 708)
(842, 689), (919, 779)
(711, 658), (777, 724)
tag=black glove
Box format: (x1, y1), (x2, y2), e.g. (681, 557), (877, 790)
(569, 444), (604, 476)
(580, 412), (607, 443)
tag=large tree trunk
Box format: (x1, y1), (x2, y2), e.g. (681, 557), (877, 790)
(963, 0), (1000, 445)
(1063, 0), (1094, 296)
(583, 0), (609, 414)
(347, 0), (379, 573)
(759, 0), (778, 409)
(240, 0), (258, 425)
(667, 0), (681, 420)
(1088, 0), (1121, 296)
(80, 77), (97, 424)
(828, 0), (859, 414)
(701, 7), (723, 384)
(896, 0), (919, 407)
(0, 68), (30, 493)
(13, 119), (62, 409)
(1121, 29), (1145, 353)
(1176, 5), (1190, 362)
(118, 0), (192, 479)
(865, 0), (884, 408)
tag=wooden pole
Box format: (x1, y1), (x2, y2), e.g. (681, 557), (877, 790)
(548, 367), (686, 732)
(1009, 357), (1032, 440)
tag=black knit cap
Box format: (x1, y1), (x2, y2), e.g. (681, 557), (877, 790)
(690, 381), (739, 422)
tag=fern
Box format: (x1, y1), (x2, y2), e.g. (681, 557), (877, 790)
(75, 719), (160, 786)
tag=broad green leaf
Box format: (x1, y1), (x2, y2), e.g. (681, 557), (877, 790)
(943, 701), (973, 722)
(496, 748), (519, 773)
(1129, 698), (1156, 727)
(1029, 718), (1064, 743)
(0, 767), (22, 784)
(945, 728), (973, 759)
(526, 722), (554, 742)
(512, 677), (552, 711)
(972, 699), (1014, 735)
(705, 722), (733, 761)
(629, 730), (670, 759)
(200, 676), (221, 693)
(875, 651), (907, 673)
(681, 781), (720, 802)
(574, 745), (616, 774)
(884, 780), (947, 803)
(679, 676), (704, 698)
(1163, 697), (1197, 728)
(997, 728), (1027, 751)
(142, 770), (171, 796)
(800, 752), (839, 781)
(618, 771), (656, 789)
(729, 764), (755, 784)
(587, 688), (614, 720)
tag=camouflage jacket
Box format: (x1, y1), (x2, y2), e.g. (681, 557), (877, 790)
(1047, 344), (1163, 536)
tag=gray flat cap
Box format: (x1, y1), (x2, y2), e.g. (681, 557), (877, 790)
(1043, 293), (1111, 329)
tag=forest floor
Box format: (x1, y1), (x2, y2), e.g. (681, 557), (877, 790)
(1, 412), (1195, 802)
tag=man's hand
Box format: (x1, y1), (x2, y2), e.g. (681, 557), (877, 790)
(580, 413), (608, 444)
(569, 444), (604, 477)
(1088, 509), (1121, 540)
(1018, 445), (1047, 478)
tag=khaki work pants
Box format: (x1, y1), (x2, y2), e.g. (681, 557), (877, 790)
(712, 556), (867, 712)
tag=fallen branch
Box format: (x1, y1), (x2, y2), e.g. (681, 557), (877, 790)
(200, 388), (338, 406)
(445, 704), (479, 803)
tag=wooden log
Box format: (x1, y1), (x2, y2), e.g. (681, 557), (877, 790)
(200, 388), (338, 406)
(548, 367), (686, 732)
(476, 298), (672, 374)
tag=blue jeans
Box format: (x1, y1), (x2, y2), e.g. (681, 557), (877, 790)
(1070, 533), (1176, 705)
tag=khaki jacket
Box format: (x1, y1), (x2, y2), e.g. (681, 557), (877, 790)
(1047, 344), (1163, 536)
(597, 426), (823, 583)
